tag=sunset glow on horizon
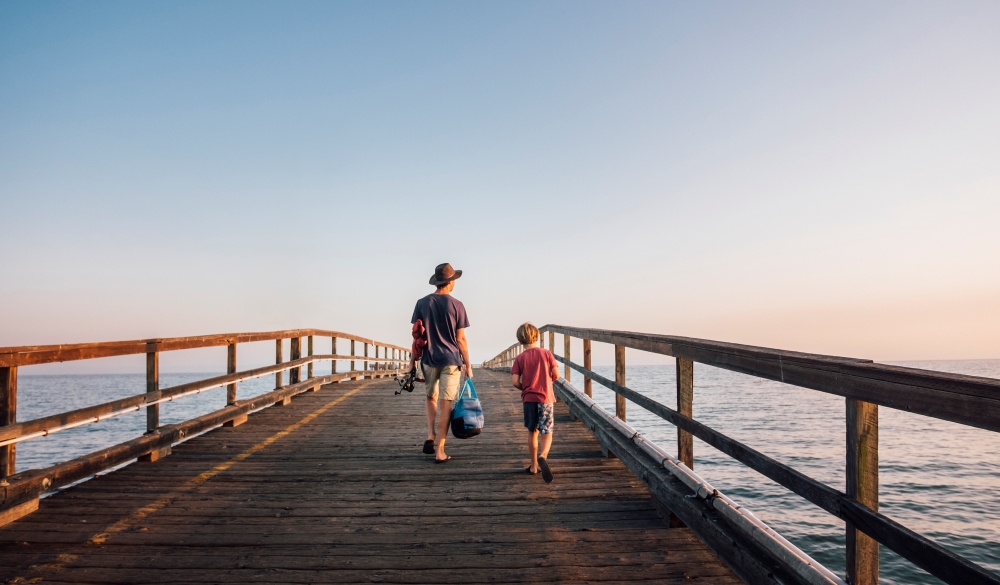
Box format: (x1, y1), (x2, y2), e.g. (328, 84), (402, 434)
(2, 1), (998, 370)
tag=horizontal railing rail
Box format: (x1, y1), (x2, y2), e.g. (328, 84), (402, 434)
(485, 325), (1000, 585)
(0, 354), (401, 447)
(552, 374), (846, 585)
(0, 329), (409, 367)
(0, 328), (410, 526)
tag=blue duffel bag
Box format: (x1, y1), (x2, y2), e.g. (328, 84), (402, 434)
(450, 378), (484, 439)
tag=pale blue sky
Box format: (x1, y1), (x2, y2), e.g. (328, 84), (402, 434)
(2, 1), (999, 371)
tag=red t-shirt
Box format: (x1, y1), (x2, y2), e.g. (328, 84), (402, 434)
(511, 347), (559, 404)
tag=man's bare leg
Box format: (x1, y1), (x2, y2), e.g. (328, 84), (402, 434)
(539, 432), (553, 460)
(528, 430), (540, 473)
(435, 398), (453, 460)
(425, 397), (437, 441)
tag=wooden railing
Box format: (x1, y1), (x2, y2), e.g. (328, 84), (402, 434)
(0, 329), (409, 525)
(485, 325), (1000, 585)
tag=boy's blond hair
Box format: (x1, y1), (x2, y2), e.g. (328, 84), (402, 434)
(516, 322), (540, 345)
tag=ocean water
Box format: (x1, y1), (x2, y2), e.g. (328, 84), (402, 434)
(581, 360), (1000, 585)
(12, 360), (1000, 585)
(14, 372), (284, 474)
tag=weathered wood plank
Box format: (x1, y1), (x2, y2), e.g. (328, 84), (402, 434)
(846, 398), (878, 585)
(614, 345), (626, 421)
(0, 367), (15, 477)
(0, 370), (740, 585)
(552, 356), (1000, 585)
(0, 329), (409, 367)
(539, 324), (1000, 432)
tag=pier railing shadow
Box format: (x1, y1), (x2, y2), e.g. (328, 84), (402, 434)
(0, 329), (409, 526)
(485, 325), (1000, 585)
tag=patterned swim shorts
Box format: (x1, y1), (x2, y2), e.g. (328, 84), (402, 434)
(523, 402), (554, 434)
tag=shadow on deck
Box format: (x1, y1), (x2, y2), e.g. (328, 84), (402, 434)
(0, 369), (740, 584)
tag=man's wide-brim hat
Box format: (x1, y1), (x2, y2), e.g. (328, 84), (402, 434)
(430, 263), (463, 286)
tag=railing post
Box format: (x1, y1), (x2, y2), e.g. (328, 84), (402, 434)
(226, 342), (237, 405)
(145, 343), (159, 434)
(847, 398), (879, 585)
(331, 337), (337, 374)
(307, 335), (314, 379)
(563, 334), (571, 381)
(0, 366), (17, 479)
(583, 339), (592, 397)
(677, 358), (693, 468)
(614, 345), (626, 421)
(350, 340), (356, 378)
(275, 339), (284, 389)
(363, 342), (369, 378)
(138, 342), (171, 461)
(548, 331), (555, 354)
(290, 337), (301, 384)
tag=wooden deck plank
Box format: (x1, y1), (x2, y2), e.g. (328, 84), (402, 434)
(0, 370), (741, 584)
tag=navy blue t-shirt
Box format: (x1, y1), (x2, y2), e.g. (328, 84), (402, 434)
(411, 294), (470, 368)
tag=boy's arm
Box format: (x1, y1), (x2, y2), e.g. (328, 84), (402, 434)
(511, 374), (522, 390)
(549, 354), (560, 380)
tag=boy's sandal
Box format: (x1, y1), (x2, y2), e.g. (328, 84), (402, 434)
(525, 467), (538, 475)
(422, 440), (435, 454)
(537, 457), (553, 483)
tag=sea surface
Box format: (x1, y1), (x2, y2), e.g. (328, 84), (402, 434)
(14, 360), (1000, 585)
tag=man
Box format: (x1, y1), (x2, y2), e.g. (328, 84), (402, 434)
(411, 263), (472, 463)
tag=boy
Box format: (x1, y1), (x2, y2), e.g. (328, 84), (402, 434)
(510, 323), (560, 483)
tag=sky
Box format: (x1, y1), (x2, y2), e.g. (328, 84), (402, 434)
(2, 1), (999, 373)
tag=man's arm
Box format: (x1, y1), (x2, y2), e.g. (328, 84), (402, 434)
(456, 327), (473, 379)
(511, 374), (522, 390)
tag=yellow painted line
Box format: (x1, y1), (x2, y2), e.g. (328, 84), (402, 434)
(11, 382), (373, 584)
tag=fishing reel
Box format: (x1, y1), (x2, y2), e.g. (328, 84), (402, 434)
(394, 369), (416, 395)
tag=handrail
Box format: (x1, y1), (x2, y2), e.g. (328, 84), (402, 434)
(0, 367), (378, 513)
(0, 327), (410, 523)
(489, 325), (1000, 431)
(0, 354), (400, 446)
(0, 328), (410, 367)
(484, 324), (1000, 585)
(552, 375), (846, 585)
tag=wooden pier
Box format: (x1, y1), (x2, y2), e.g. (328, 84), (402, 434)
(2, 326), (999, 585)
(0, 369), (739, 584)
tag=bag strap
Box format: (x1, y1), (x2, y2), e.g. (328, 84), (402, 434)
(462, 378), (478, 400)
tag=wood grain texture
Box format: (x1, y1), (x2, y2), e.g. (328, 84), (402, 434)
(614, 345), (626, 421)
(306, 336), (314, 379)
(145, 351), (158, 434)
(550, 355), (1000, 585)
(676, 358), (693, 469)
(0, 367), (14, 477)
(226, 343), (237, 406)
(538, 325), (1000, 432)
(275, 339), (283, 390)
(564, 334), (571, 381)
(0, 355), (399, 445)
(583, 339), (593, 397)
(0, 329), (409, 367)
(846, 398), (879, 585)
(0, 370), (740, 585)
(289, 338), (301, 385)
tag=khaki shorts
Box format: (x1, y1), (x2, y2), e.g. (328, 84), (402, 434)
(422, 364), (462, 401)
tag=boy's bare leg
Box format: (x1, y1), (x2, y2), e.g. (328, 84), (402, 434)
(425, 398), (437, 441)
(539, 432), (553, 460)
(528, 430), (540, 473)
(435, 398), (453, 460)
